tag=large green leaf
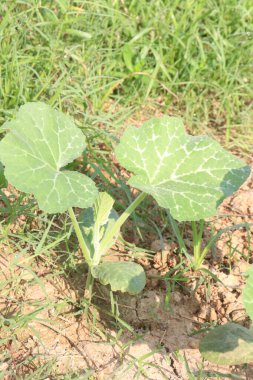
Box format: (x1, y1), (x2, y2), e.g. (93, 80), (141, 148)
(200, 323), (253, 365)
(0, 102), (97, 213)
(79, 192), (120, 265)
(92, 261), (146, 294)
(115, 117), (250, 221)
(243, 266), (253, 320)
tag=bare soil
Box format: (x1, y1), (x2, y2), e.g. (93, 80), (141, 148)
(0, 165), (252, 379)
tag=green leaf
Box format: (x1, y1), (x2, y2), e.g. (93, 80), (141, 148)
(200, 323), (253, 365)
(0, 102), (97, 213)
(0, 162), (7, 188)
(115, 117), (250, 221)
(92, 261), (146, 294)
(243, 266), (253, 320)
(79, 192), (119, 265)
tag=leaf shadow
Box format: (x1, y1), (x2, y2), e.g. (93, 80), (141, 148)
(200, 322), (253, 356)
(217, 166), (251, 207)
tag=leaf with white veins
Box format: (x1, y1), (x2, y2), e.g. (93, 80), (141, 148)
(115, 117), (250, 221)
(0, 102), (97, 213)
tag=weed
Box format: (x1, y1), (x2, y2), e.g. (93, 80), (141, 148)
(0, 1), (253, 137)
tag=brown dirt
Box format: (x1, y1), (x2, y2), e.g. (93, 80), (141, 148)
(0, 162), (252, 379)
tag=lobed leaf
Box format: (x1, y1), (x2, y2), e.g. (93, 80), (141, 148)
(92, 261), (146, 294)
(243, 265), (253, 320)
(0, 102), (97, 213)
(200, 323), (253, 365)
(115, 117), (250, 221)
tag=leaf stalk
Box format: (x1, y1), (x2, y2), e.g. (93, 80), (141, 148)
(68, 207), (92, 266)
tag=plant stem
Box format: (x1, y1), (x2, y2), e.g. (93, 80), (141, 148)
(99, 192), (147, 254)
(68, 207), (92, 266)
(84, 267), (94, 311)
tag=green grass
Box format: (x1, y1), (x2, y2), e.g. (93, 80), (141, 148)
(0, 0), (253, 140)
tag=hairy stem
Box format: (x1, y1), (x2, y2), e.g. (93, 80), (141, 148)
(84, 267), (94, 308)
(68, 207), (92, 266)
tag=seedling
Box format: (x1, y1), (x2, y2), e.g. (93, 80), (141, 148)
(114, 116), (251, 270)
(0, 102), (250, 298)
(200, 266), (253, 365)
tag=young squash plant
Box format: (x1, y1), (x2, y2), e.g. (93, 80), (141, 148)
(114, 117), (251, 270)
(0, 102), (250, 298)
(0, 102), (146, 295)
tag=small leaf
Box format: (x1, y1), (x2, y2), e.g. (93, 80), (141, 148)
(93, 192), (115, 228)
(79, 192), (119, 265)
(92, 261), (146, 294)
(200, 323), (253, 365)
(0, 102), (97, 213)
(0, 162), (7, 188)
(243, 265), (253, 320)
(115, 117), (250, 221)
